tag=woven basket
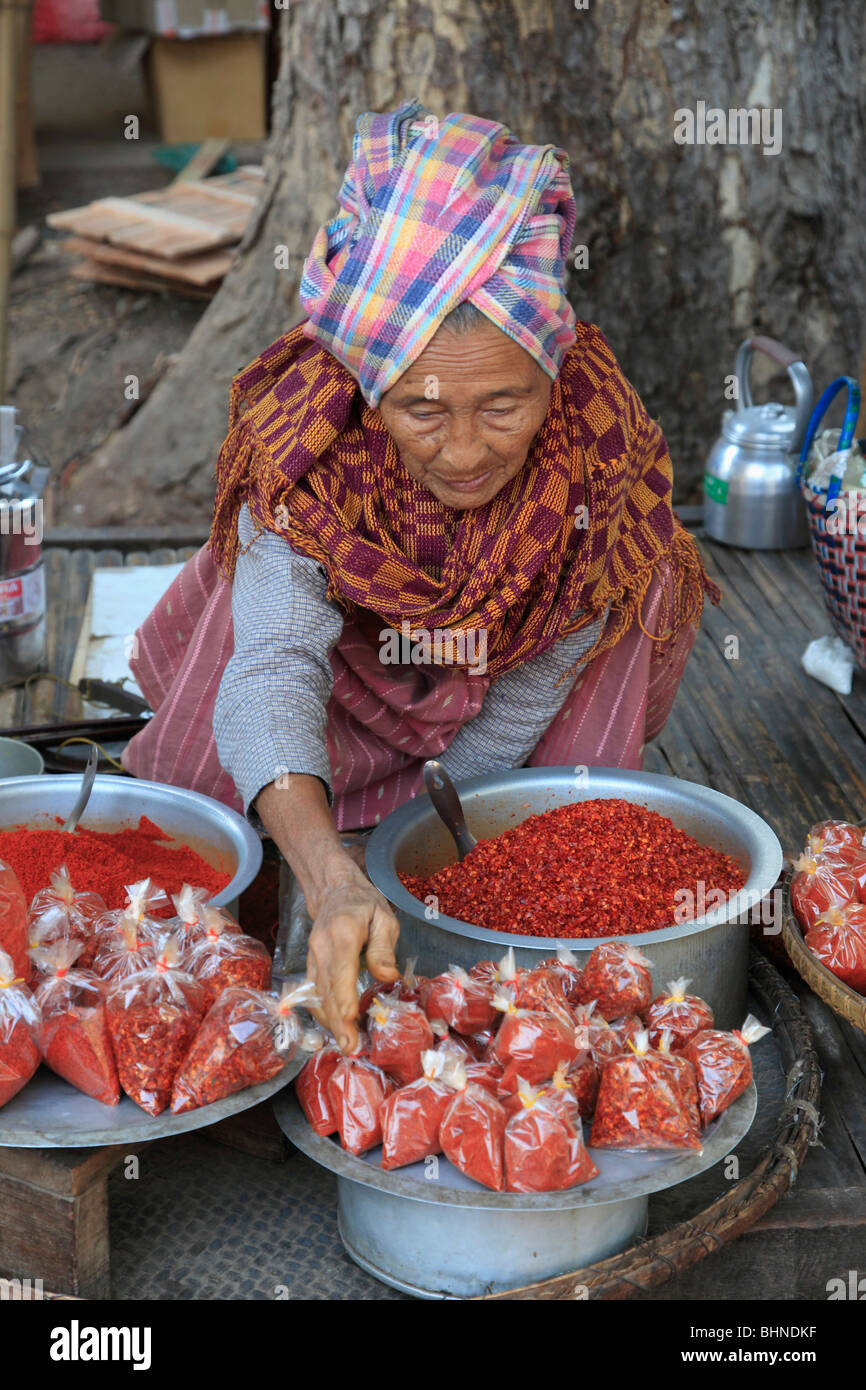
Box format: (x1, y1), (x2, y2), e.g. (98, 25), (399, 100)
(796, 376), (866, 669)
(781, 873), (866, 1035)
(800, 479), (866, 669)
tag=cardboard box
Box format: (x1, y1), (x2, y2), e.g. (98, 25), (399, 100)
(149, 33), (266, 142)
(99, 0), (269, 37)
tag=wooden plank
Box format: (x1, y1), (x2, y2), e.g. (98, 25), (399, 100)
(172, 137), (231, 184)
(60, 236), (232, 288)
(0, 1143), (130, 1197)
(70, 262), (215, 300)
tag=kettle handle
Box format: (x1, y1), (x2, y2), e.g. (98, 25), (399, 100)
(735, 336), (813, 453)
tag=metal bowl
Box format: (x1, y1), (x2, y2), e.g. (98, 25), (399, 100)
(366, 766), (783, 1028)
(0, 773), (262, 911)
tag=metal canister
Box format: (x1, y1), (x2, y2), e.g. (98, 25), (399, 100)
(0, 407), (46, 682)
(0, 494), (45, 681)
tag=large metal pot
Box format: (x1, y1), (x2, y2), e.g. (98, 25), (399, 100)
(366, 767), (782, 1029)
(0, 774), (262, 912)
(276, 1084), (757, 1299)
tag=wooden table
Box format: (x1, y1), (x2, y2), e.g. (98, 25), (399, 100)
(0, 526), (864, 1299)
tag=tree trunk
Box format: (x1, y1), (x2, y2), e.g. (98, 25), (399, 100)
(67, 0), (866, 522)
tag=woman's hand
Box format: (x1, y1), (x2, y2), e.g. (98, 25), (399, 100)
(255, 773), (401, 1054)
(307, 873), (400, 1052)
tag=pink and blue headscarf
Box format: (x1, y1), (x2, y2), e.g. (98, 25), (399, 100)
(299, 99), (577, 407)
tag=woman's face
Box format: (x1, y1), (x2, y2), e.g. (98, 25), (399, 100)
(377, 318), (552, 510)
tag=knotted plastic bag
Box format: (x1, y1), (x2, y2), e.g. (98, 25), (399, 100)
(504, 1074), (599, 1192)
(577, 941), (653, 1019)
(492, 988), (578, 1093)
(421, 964), (497, 1035)
(380, 1049), (460, 1170)
(0, 859), (29, 984)
(367, 994), (434, 1087)
(439, 1063), (507, 1191)
(681, 1015), (770, 1125)
(106, 934), (206, 1115)
(171, 979), (320, 1114)
(27, 865), (105, 974)
(645, 977), (714, 1052)
(0, 946), (41, 1108)
(185, 907), (272, 1011)
(32, 940), (119, 1105)
(327, 1050), (395, 1155)
(590, 1030), (702, 1152)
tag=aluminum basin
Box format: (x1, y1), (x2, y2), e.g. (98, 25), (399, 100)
(366, 766), (782, 1028)
(0, 774), (262, 912)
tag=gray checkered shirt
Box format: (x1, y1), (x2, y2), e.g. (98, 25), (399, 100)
(214, 504), (605, 817)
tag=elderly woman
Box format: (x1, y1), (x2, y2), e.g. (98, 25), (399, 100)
(124, 100), (717, 1050)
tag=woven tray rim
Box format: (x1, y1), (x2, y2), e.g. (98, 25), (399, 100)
(479, 950), (822, 1300)
(781, 872), (866, 1036)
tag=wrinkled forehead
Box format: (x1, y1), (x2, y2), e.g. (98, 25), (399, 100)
(383, 320), (548, 407)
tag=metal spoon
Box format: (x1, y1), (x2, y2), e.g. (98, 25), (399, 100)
(422, 759), (477, 861)
(62, 745), (99, 833)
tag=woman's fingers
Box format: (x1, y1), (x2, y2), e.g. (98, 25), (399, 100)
(365, 901), (401, 982)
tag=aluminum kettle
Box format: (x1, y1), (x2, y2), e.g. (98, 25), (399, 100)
(703, 336), (812, 549)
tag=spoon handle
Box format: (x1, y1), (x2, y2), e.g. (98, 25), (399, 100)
(422, 759), (477, 861)
(62, 745), (99, 834)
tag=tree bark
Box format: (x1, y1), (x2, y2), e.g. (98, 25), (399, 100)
(67, 0), (866, 521)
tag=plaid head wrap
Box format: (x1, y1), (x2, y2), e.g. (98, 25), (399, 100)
(298, 98), (577, 406)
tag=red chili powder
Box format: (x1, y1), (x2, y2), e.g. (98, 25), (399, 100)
(0, 816), (231, 912)
(400, 798), (746, 938)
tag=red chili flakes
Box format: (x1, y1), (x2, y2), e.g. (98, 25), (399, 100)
(645, 978), (714, 1051)
(400, 798), (745, 938)
(578, 941), (653, 1019)
(33, 945), (119, 1105)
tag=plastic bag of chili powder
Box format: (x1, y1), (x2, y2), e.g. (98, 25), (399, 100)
(0, 859), (29, 985)
(590, 1030), (703, 1153)
(807, 820), (865, 858)
(439, 1061), (507, 1190)
(577, 941), (653, 1020)
(380, 1049), (460, 1170)
(681, 1015), (771, 1126)
(31, 941), (119, 1105)
(367, 994), (434, 1087)
(295, 1037), (343, 1136)
(607, 1014), (645, 1055)
(327, 1050), (395, 1155)
(106, 935), (206, 1116)
(168, 885), (238, 951)
(805, 907), (866, 992)
(171, 980), (320, 1114)
(513, 960), (571, 1014)
(790, 854), (857, 931)
(422, 965), (498, 1035)
(27, 865), (106, 973)
(0, 947), (41, 1107)
(504, 1076), (599, 1193)
(645, 977), (714, 1052)
(468, 947), (519, 991)
(492, 988), (579, 1093)
(185, 909), (272, 1011)
(539, 948), (584, 1007)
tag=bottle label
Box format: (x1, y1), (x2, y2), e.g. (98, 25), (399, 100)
(704, 472), (729, 505)
(0, 565), (44, 625)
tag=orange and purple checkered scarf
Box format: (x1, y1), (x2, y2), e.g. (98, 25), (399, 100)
(210, 320), (718, 680)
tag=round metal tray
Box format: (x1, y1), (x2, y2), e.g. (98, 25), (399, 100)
(365, 766), (782, 1030)
(0, 1060), (302, 1148)
(275, 1082), (757, 1299)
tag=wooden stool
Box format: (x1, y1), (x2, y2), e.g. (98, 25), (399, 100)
(0, 1143), (133, 1298)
